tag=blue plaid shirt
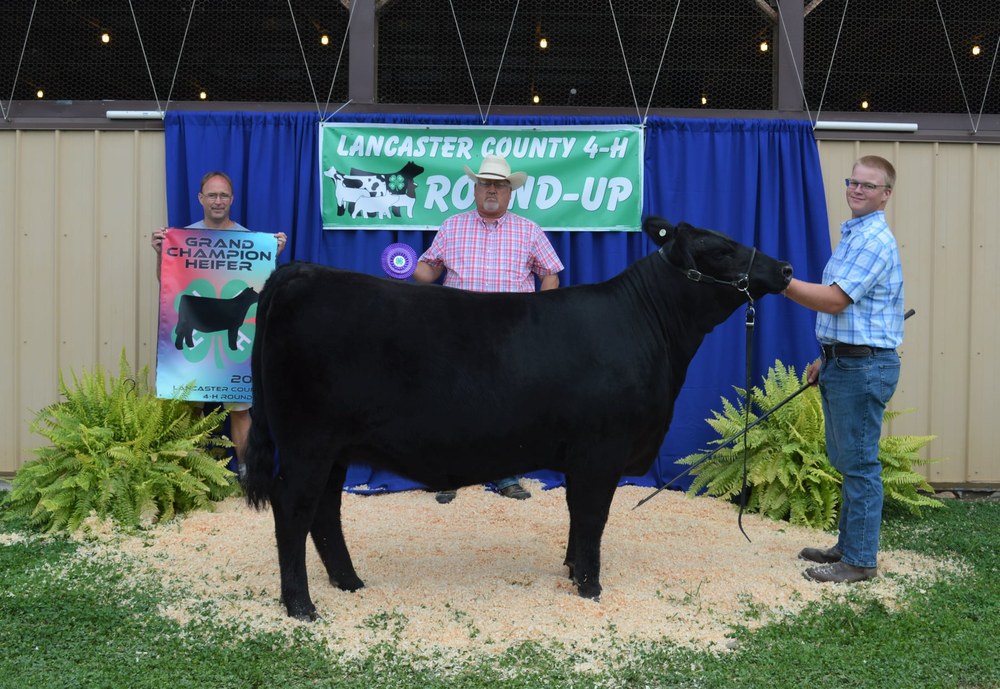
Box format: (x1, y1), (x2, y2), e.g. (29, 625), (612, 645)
(816, 210), (904, 348)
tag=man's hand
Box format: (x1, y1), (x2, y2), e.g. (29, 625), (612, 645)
(275, 232), (288, 255)
(151, 227), (167, 254)
(806, 358), (821, 385)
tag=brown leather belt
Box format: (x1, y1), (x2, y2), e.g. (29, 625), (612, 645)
(821, 343), (894, 358)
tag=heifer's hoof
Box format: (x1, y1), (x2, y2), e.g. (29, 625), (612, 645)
(564, 561), (575, 580)
(577, 582), (602, 601)
(283, 600), (318, 621)
(332, 574), (365, 592)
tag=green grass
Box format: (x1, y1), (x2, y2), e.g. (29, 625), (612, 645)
(2, 495), (999, 689)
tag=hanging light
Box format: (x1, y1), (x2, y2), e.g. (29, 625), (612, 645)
(321, 33), (329, 46)
(700, 95), (708, 106)
(36, 89), (44, 99)
(101, 32), (111, 44)
(535, 20), (548, 50)
(532, 93), (541, 104)
(860, 99), (870, 110)
(199, 90), (208, 100)
(972, 44), (981, 56)
(759, 40), (768, 52)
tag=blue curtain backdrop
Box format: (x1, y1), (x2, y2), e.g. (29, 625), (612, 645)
(164, 111), (831, 493)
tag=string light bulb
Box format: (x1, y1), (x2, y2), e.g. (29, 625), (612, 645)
(101, 32), (110, 44)
(199, 90), (208, 100)
(532, 94), (540, 104)
(700, 95), (708, 106)
(321, 34), (329, 46)
(36, 89), (44, 99)
(759, 40), (768, 52)
(860, 99), (870, 110)
(972, 44), (981, 56)
(539, 37), (548, 49)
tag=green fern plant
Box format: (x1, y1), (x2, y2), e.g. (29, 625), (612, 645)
(679, 360), (943, 529)
(1, 350), (236, 533)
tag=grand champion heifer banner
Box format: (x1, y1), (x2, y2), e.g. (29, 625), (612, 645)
(320, 123), (643, 231)
(155, 229), (278, 403)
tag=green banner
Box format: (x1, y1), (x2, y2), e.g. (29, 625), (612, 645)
(319, 123), (643, 231)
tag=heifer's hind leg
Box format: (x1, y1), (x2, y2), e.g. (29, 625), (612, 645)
(269, 456), (330, 621)
(563, 470), (619, 601)
(309, 463), (364, 592)
(563, 474), (578, 580)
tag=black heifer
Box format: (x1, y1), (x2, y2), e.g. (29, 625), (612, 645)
(244, 217), (793, 620)
(174, 286), (258, 350)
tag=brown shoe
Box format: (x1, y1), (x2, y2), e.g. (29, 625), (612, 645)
(804, 561), (877, 583)
(499, 482), (531, 500)
(798, 545), (842, 564)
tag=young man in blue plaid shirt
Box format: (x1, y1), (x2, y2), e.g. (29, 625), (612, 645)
(782, 155), (904, 583)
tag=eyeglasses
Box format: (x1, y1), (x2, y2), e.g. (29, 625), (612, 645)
(202, 192), (232, 201)
(476, 180), (511, 189)
(844, 178), (890, 192)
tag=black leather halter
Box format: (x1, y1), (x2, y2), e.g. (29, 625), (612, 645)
(657, 245), (757, 304)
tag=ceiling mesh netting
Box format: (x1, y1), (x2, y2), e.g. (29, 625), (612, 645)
(1, 0), (996, 113)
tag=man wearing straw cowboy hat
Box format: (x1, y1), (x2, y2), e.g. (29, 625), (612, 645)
(413, 154), (564, 504)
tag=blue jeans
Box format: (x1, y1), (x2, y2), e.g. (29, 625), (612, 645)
(819, 349), (900, 569)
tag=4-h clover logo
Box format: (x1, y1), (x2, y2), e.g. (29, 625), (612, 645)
(388, 173), (405, 192)
(172, 278), (257, 367)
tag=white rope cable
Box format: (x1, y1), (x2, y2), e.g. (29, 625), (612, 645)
(482, 0), (520, 124)
(164, 0), (198, 107)
(321, 0), (356, 120)
(772, 0), (812, 122)
(608, 0), (642, 123)
(448, 0), (484, 123)
(127, 0), (163, 113)
(641, 0), (681, 121)
(974, 31), (1000, 133)
(2, 0), (38, 121)
(814, 0), (849, 126)
(933, 0), (976, 132)
(285, 0), (322, 117)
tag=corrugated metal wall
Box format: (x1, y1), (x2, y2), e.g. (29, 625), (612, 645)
(0, 130), (165, 476)
(1, 131), (997, 486)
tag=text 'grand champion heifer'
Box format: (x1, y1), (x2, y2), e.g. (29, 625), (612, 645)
(244, 216), (793, 620)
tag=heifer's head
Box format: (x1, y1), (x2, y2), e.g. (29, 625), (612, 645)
(399, 161), (425, 178)
(643, 216), (793, 301)
(238, 286), (260, 303)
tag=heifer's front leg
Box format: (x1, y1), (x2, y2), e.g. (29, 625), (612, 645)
(563, 471), (618, 601)
(310, 462), (364, 592)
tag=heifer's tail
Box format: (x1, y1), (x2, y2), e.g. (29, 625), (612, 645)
(243, 265), (292, 509)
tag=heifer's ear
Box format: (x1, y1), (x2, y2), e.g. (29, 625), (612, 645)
(666, 222), (696, 270)
(642, 216), (676, 247)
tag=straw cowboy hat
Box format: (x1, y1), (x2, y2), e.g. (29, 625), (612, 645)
(463, 154), (527, 190)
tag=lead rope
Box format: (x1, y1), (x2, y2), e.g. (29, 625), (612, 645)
(739, 302), (755, 543)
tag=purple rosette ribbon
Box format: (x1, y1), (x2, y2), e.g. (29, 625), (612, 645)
(381, 243), (417, 279)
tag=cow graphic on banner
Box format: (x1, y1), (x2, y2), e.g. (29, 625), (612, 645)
(155, 229), (278, 403)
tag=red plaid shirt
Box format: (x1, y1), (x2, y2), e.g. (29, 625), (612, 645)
(419, 210), (563, 293)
